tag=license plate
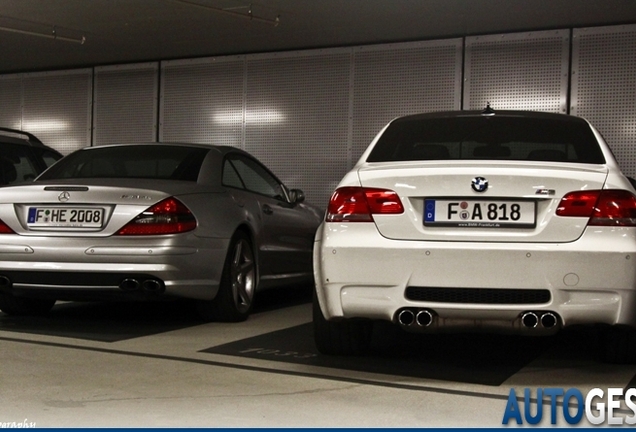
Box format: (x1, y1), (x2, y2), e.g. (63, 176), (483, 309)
(27, 207), (105, 228)
(424, 199), (535, 228)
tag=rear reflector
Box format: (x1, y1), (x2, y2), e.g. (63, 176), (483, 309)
(0, 218), (14, 234)
(117, 197), (197, 235)
(557, 190), (636, 226)
(326, 187), (404, 222)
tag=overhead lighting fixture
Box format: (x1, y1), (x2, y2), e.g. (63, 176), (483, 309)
(0, 16), (86, 44)
(175, 0), (280, 26)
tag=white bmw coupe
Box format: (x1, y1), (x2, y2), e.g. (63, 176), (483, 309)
(313, 107), (636, 363)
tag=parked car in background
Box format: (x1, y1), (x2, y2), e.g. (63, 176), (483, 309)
(0, 143), (322, 322)
(0, 127), (63, 185)
(314, 106), (636, 363)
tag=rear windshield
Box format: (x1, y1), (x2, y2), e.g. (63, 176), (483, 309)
(38, 145), (209, 181)
(367, 115), (606, 164)
(0, 143), (42, 185)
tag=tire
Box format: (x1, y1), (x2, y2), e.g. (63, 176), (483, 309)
(600, 325), (636, 364)
(197, 231), (257, 322)
(312, 290), (373, 355)
(0, 293), (56, 316)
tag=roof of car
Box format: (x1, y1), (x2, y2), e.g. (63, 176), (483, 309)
(393, 109), (587, 123)
(0, 127), (49, 147)
(78, 142), (255, 157)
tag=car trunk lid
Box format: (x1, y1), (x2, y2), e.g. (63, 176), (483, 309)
(0, 180), (178, 236)
(357, 160), (609, 243)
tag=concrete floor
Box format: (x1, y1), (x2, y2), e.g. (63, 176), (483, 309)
(1, 290), (636, 427)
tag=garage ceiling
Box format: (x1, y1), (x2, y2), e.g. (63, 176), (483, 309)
(1, 0), (636, 74)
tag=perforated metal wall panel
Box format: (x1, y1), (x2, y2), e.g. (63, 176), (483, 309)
(571, 25), (636, 177)
(21, 69), (92, 155)
(93, 63), (158, 146)
(160, 57), (245, 147)
(464, 30), (570, 113)
(0, 75), (22, 129)
(352, 39), (463, 163)
(245, 49), (351, 207)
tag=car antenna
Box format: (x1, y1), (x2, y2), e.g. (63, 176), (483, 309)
(481, 102), (495, 116)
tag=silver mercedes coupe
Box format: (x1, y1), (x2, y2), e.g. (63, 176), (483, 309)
(0, 143), (322, 322)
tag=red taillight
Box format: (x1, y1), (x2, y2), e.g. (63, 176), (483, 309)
(326, 187), (404, 222)
(0, 218), (14, 234)
(556, 190), (636, 226)
(117, 197), (197, 235)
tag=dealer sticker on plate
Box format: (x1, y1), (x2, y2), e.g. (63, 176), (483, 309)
(424, 199), (535, 228)
(27, 207), (105, 228)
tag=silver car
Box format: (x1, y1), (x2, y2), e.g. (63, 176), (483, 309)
(0, 143), (322, 321)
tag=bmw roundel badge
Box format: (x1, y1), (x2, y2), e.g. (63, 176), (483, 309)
(471, 177), (488, 192)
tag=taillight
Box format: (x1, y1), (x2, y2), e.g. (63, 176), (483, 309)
(556, 190), (636, 226)
(117, 197), (197, 235)
(0, 218), (15, 234)
(326, 187), (404, 222)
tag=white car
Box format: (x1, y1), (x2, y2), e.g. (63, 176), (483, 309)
(313, 107), (636, 363)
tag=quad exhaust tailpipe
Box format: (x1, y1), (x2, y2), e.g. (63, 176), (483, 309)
(141, 279), (164, 293)
(521, 312), (539, 328)
(416, 309), (433, 327)
(540, 312), (558, 329)
(398, 309), (415, 326)
(119, 278), (165, 294)
(119, 278), (140, 291)
(521, 311), (559, 329)
(397, 308), (434, 327)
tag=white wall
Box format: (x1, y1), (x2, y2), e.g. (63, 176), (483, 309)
(0, 24), (635, 207)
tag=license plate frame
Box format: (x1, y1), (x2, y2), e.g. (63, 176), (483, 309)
(423, 199), (536, 228)
(27, 207), (106, 229)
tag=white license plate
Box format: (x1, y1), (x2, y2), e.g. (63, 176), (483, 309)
(27, 207), (105, 228)
(424, 199), (536, 228)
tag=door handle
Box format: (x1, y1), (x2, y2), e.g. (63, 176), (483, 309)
(262, 204), (273, 215)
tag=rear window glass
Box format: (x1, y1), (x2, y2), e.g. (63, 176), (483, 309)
(367, 115), (606, 164)
(0, 144), (41, 185)
(38, 145), (209, 181)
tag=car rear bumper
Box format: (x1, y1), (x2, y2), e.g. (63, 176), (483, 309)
(0, 236), (229, 301)
(314, 223), (636, 333)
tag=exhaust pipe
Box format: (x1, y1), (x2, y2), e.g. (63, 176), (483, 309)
(141, 279), (164, 293)
(540, 312), (558, 329)
(416, 309), (433, 327)
(119, 278), (140, 291)
(0, 275), (11, 288)
(521, 312), (539, 328)
(398, 309), (415, 326)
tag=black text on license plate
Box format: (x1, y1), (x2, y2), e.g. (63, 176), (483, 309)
(27, 207), (105, 228)
(424, 199), (535, 228)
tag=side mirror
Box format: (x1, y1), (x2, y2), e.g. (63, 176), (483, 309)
(289, 188), (305, 204)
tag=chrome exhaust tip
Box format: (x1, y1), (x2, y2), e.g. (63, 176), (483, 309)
(0, 275), (11, 288)
(119, 278), (140, 291)
(416, 309), (433, 327)
(398, 309), (415, 326)
(141, 279), (164, 293)
(521, 311), (539, 328)
(540, 312), (558, 329)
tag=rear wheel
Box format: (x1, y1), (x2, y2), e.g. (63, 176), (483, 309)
(600, 325), (636, 364)
(197, 231), (256, 322)
(0, 293), (56, 316)
(313, 290), (373, 355)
